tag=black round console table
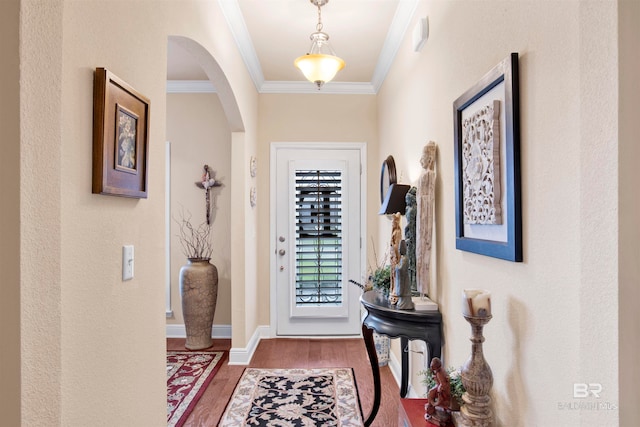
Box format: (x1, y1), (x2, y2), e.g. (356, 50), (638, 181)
(360, 290), (443, 426)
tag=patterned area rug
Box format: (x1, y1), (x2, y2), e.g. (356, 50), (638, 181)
(167, 351), (226, 427)
(219, 367), (364, 426)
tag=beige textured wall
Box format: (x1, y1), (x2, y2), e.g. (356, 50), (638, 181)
(166, 93), (232, 327)
(6, 0), (259, 425)
(577, 2), (619, 425)
(377, 1), (620, 425)
(0, 0), (22, 425)
(22, 0), (64, 425)
(618, 0), (640, 425)
(256, 94), (379, 326)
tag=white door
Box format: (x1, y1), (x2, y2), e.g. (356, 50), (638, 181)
(272, 144), (365, 336)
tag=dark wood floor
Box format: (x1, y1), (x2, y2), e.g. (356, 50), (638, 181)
(167, 337), (400, 426)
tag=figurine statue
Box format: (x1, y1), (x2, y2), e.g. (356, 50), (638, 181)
(389, 212), (402, 302)
(394, 240), (414, 310)
(424, 357), (453, 426)
(404, 187), (417, 293)
(416, 142), (437, 296)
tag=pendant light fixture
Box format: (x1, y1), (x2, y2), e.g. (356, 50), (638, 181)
(294, 0), (345, 90)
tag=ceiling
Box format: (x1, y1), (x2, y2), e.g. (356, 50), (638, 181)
(167, 0), (420, 94)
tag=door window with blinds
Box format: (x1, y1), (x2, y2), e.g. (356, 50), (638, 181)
(295, 170), (343, 307)
(286, 158), (353, 320)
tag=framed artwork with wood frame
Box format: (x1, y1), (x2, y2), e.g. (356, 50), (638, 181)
(93, 68), (150, 198)
(453, 53), (522, 262)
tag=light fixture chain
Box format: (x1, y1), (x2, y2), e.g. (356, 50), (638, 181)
(316, 3), (323, 32)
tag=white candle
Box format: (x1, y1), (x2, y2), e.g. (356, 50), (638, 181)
(462, 289), (492, 317)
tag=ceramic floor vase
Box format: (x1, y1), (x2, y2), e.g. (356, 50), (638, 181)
(179, 258), (218, 350)
(373, 332), (390, 367)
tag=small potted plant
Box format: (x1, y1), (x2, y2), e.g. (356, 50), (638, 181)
(368, 264), (391, 295)
(367, 240), (391, 295)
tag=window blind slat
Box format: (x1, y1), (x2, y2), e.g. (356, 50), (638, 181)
(294, 169), (343, 306)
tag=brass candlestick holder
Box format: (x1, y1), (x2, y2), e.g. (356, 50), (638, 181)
(459, 314), (493, 427)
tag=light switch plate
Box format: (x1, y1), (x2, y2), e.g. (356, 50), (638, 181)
(122, 245), (134, 281)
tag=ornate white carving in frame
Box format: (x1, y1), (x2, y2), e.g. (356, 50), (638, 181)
(462, 100), (502, 225)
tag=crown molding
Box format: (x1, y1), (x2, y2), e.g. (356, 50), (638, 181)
(370, 0), (419, 93)
(217, 0), (417, 95)
(218, 0), (264, 91)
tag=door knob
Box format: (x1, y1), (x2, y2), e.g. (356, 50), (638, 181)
(279, 249), (286, 256)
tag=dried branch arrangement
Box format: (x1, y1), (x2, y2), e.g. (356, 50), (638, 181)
(176, 210), (213, 260)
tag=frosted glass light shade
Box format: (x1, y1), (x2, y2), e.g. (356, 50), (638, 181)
(294, 53), (345, 88)
(295, 29), (345, 89)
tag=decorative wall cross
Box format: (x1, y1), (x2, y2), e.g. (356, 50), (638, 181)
(195, 164), (221, 225)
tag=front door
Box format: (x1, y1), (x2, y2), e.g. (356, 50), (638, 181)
(272, 143), (364, 336)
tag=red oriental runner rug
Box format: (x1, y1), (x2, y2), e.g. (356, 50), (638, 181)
(167, 350), (226, 427)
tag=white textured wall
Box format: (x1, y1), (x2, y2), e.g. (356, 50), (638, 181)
(166, 93), (232, 327)
(377, 1), (620, 425)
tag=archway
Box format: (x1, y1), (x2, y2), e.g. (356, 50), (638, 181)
(168, 36), (244, 132)
(165, 35), (244, 341)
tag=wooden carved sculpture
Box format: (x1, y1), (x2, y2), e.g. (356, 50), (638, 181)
(425, 357), (453, 426)
(389, 212), (402, 303)
(416, 142), (437, 296)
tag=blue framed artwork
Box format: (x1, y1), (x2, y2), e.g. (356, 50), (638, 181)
(453, 53), (522, 262)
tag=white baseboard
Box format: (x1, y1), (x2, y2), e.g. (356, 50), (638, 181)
(388, 348), (402, 388)
(165, 324), (268, 365)
(228, 325), (271, 365)
(165, 324), (232, 339)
